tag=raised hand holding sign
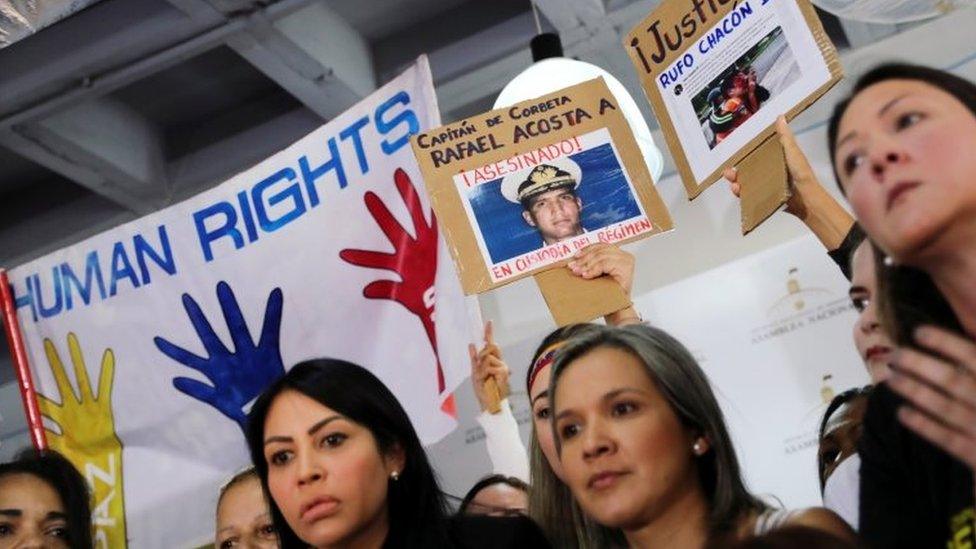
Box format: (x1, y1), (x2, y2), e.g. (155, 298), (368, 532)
(468, 320), (506, 414)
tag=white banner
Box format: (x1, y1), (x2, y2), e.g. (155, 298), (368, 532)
(6, 57), (475, 548)
(635, 234), (870, 507)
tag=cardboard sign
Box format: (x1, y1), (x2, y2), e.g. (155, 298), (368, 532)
(411, 78), (673, 296)
(623, 0), (842, 231)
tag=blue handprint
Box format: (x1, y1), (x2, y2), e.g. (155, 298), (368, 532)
(155, 281), (284, 430)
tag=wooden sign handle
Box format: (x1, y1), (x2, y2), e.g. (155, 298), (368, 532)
(483, 377), (502, 414)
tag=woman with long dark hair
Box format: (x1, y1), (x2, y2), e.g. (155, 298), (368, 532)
(0, 448), (93, 549)
(824, 63), (976, 547)
(827, 63), (976, 342)
(245, 358), (549, 548)
(724, 64), (976, 544)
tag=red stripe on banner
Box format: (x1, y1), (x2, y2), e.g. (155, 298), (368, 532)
(0, 270), (47, 450)
(440, 393), (457, 418)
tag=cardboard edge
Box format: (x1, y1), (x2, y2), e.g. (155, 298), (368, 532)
(739, 135), (789, 234)
(534, 268), (631, 326)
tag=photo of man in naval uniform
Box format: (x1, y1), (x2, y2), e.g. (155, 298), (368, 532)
(501, 157), (585, 245)
(459, 130), (647, 272)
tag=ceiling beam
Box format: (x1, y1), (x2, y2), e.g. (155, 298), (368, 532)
(0, 97), (168, 214)
(0, 0), (346, 214)
(168, 0), (372, 120)
(0, 191), (133, 269)
(435, 0), (663, 124)
(437, 50), (533, 121)
(0, 0), (215, 122)
(533, 0), (606, 35)
(167, 107), (322, 200)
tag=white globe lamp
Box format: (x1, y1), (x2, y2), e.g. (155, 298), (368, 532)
(493, 33), (665, 183)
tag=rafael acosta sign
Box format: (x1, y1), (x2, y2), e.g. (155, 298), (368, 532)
(410, 77), (673, 295)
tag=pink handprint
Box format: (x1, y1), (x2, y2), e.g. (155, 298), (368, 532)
(340, 169), (445, 392)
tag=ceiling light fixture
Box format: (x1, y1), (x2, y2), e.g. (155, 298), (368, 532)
(493, 1), (665, 182)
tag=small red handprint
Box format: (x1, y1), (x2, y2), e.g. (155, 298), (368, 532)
(340, 169), (445, 392)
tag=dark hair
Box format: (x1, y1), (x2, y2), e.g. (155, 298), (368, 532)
(827, 63), (976, 194)
(708, 87), (724, 107)
(720, 76), (736, 97)
(0, 448), (93, 549)
(551, 324), (767, 537)
(817, 385), (872, 491)
(245, 359), (451, 548)
(818, 386), (872, 443)
(870, 243), (964, 348)
(457, 474), (529, 515)
(837, 224), (867, 281)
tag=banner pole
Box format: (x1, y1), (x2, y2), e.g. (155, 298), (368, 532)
(0, 269), (46, 450)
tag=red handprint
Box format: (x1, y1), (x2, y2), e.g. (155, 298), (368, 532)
(340, 169), (445, 392)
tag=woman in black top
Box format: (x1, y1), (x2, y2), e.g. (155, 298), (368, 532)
(244, 358), (549, 548)
(730, 63), (976, 547)
(826, 63), (976, 548)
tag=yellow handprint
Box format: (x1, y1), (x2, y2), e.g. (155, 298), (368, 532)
(37, 333), (128, 549)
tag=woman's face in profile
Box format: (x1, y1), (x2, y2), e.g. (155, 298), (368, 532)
(261, 390), (403, 548)
(215, 475), (277, 549)
(834, 79), (976, 263)
(0, 473), (70, 549)
(848, 241), (893, 383)
(530, 362), (565, 480)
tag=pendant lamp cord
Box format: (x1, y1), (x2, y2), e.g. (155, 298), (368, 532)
(530, 1), (543, 34)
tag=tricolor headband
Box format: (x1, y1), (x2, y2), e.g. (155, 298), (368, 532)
(527, 341), (568, 392)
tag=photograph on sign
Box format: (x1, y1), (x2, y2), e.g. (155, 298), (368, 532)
(411, 78), (673, 295)
(691, 27), (799, 150)
(626, 0), (841, 198)
(455, 128), (650, 284)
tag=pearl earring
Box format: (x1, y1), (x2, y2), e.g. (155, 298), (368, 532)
(693, 442), (703, 454)
(883, 255), (896, 267)
(390, 471), (400, 481)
